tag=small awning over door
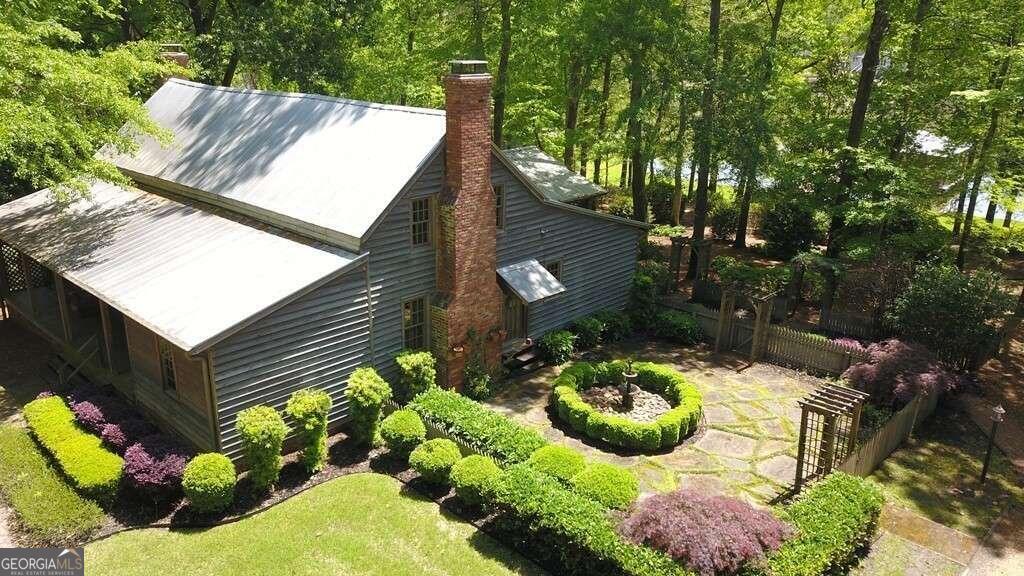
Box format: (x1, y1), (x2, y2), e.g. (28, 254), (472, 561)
(497, 259), (566, 304)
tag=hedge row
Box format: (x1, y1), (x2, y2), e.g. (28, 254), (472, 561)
(0, 425), (104, 544)
(24, 396), (123, 502)
(488, 464), (691, 576)
(762, 472), (885, 576)
(551, 362), (702, 451)
(409, 388), (547, 464)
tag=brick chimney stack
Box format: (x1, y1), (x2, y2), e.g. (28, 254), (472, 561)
(159, 44), (189, 83)
(436, 60), (503, 390)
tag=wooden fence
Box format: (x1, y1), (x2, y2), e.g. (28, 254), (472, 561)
(668, 301), (869, 376)
(838, 391), (939, 477)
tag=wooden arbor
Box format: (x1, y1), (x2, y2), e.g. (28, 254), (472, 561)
(794, 383), (869, 490)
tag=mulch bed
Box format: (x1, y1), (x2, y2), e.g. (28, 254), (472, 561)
(579, 385), (671, 423)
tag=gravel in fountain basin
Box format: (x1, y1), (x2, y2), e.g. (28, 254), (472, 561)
(579, 385), (672, 423)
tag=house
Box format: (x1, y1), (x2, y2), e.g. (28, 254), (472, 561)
(502, 146), (609, 209)
(0, 60), (645, 458)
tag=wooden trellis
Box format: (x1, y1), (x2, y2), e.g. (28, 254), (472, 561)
(794, 384), (869, 490)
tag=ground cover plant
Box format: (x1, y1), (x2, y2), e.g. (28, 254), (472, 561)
(0, 425), (104, 545)
(85, 473), (546, 576)
(551, 361), (702, 451)
(410, 387), (547, 464)
(618, 488), (791, 576)
(23, 396), (123, 501)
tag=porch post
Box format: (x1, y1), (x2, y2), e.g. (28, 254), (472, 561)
(54, 276), (73, 342)
(99, 302), (115, 369)
(18, 253), (36, 316)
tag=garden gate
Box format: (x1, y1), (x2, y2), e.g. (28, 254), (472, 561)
(793, 384), (869, 490)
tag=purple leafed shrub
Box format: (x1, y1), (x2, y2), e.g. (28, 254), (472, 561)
(71, 400), (107, 435)
(618, 489), (792, 576)
(100, 423), (128, 452)
(123, 434), (192, 497)
(832, 337), (866, 353)
(842, 338), (961, 409)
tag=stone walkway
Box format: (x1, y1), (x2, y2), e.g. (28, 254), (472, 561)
(487, 341), (821, 502)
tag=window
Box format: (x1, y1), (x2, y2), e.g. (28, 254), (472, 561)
(494, 185), (505, 229)
(411, 198), (432, 246)
(543, 260), (562, 282)
(403, 297), (427, 350)
(157, 338), (177, 391)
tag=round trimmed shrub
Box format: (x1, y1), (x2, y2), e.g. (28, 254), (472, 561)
(409, 438), (462, 485)
(345, 367), (392, 446)
(235, 406), (290, 491)
(182, 453), (236, 513)
(526, 445), (586, 483)
(570, 463), (639, 510)
(285, 388), (332, 473)
(449, 454), (501, 506)
(380, 409), (427, 457)
(394, 350), (437, 403)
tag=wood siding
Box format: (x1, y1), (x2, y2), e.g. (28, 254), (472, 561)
(124, 317), (215, 450)
(492, 159), (641, 337)
(362, 153), (442, 382)
(211, 268), (371, 459)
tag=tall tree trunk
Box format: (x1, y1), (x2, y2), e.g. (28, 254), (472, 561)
(580, 145), (589, 177)
(593, 57), (612, 183)
(471, 0), (485, 59)
(221, 48), (240, 86)
(493, 0), (512, 147)
(951, 145), (977, 240)
(685, 152), (697, 215)
(688, 0), (721, 278)
(888, 0), (932, 159)
(672, 93), (688, 225)
(627, 49), (648, 222)
(619, 155), (628, 188)
(735, 0), (785, 248)
(958, 44), (1013, 270)
(186, 0), (217, 35)
(985, 200), (998, 223)
(563, 56), (584, 168)
(826, 0), (891, 257)
(1005, 208), (1014, 227)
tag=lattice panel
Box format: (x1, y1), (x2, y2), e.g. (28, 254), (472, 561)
(0, 244), (25, 293)
(27, 257), (53, 289)
(794, 384), (869, 490)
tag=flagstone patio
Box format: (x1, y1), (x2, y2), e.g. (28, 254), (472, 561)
(486, 340), (824, 503)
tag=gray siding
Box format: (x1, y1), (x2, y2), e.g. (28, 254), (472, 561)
(211, 267), (371, 459)
(362, 153), (442, 382)
(493, 158), (641, 337)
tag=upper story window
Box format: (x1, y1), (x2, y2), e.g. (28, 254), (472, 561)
(403, 297), (427, 350)
(411, 197), (432, 246)
(544, 260), (562, 282)
(494, 185), (505, 230)
(157, 338), (177, 391)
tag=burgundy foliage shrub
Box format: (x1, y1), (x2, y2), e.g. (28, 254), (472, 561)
(71, 400), (106, 435)
(618, 489), (792, 576)
(831, 337), (866, 353)
(842, 338), (961, 409)
(123, 434), (192, 496)
(100, 423), (128, 452)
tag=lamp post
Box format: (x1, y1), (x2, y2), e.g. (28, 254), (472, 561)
(980, 405), (1005, 484)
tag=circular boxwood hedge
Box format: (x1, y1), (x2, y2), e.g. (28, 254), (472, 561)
(551, 361), (702, 452)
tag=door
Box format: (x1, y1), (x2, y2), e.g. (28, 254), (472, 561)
(503, 292), (527, 341)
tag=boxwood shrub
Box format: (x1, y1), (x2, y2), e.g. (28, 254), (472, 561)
(764, 472), (884, 576)
(23, 396), (123, 502)
(551, 361), (702, 452)
(379, 409), (426, 457)
(409, 438), (462, 485)
(393, 350), (436, 403)
(570, 462), (639, 510)
(539, 330), (576, 364)
(527, 444), (586, 483)
(345, 367), (392, 446)
(409, 388), (547, 464)
(181, 453), (236, 513)
(570, 317), (605, 350)
(285, 388), (332, 472)
(650, 309), (702, 344)
(593, 309), (633, 341)
(235, 406), (290, 491)
(488, 464), (690, 576)
(449, 454), (501, 507)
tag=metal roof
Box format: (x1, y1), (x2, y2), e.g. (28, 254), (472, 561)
(497, 259), (566, 304)
(503, 146), (608, 204)
(0, 182), (361, 353)
(110, 79), (447, 242)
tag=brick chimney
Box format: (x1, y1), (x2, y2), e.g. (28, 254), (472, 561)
(159, 44), (189, 83)
(435, 60), (503, 390)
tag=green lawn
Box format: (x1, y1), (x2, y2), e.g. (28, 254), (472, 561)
(85, 473), (545, 576)
(0, 425), (104, 545)
(870, 406), (1023, 538)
